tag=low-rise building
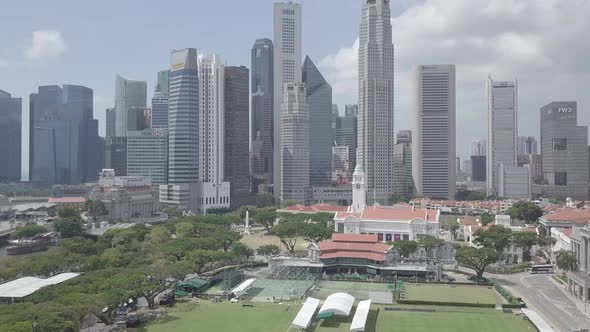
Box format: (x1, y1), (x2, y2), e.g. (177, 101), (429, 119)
(567, 223), (590, 301)
(551, 227), (572, 253)
(539, 208), (590, 233)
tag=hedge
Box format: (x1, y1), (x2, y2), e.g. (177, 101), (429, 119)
(501, 303), (522, 309)
(397, 300), (495, 308)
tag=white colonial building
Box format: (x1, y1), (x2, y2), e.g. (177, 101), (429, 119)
(333, 163), (440, 242)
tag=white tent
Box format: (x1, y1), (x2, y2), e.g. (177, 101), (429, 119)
(291, 297), (321, 330)
(0, 273), (80, 300)
(318, 292), (355, 316)
(350, 299), (372, 331)
(231, 278), (256, 296)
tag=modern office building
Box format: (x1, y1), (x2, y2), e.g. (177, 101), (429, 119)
(126, 129), (168, 186)
(251, 38), (274, 193)
(332, 104), (339, 132)
(280, 82), (310, 203)
(517, 136), (538, 156)
(151, 92), (169, 130)
(108, 137), (127, 177)
(498, 165), (531, 199)
(156, 69), (170, 94)
(0, 90), (22, 182)
(224, 66), (250, 209)
(105, 108), (116, 168)
(345, 104), (358, 117)
(358, 0), (396, 205)
(412, 65), (456, 199)
(160, 48), (199, 210)
(29, 85), (100, 185)
(197, 54), (230, 212)
(393, 142), (413, 199)
(126, 107), (151, 132)
(463, 159), (472, 178)
(335, 112), (357, 183)
(471, 155), (487, 182)
(487, 76), (517, 197)
(303, 56), (333, 187)
(537, 102), (588, 200)
(114, 74), (147, 137)
(471, 140), (486, 157)
(273, 2), (302, 201)
(332, 145), (350, 186)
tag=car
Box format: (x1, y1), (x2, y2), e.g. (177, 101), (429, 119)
(516, 297), (527, 308)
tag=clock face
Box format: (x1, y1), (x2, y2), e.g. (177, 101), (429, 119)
(356, 184), (361, 190)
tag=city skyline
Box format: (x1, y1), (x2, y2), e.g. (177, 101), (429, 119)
(1, 0), (590, 180)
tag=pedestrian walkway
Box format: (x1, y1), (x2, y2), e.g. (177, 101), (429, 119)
(523, 275), (590, 322)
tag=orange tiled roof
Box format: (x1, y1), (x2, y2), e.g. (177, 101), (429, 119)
(335, 206), (438, 222)
(543, 208), (590, 224)
(285, 203), (348, 213)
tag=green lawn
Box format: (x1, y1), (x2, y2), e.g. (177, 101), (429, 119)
(312, 280), (393, 300)
(146, 302), (533, 332)
(403, 284), (500, 305)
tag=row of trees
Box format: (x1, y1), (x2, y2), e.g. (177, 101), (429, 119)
(272, 212), (334, 253)
(390, 235), (445, 258)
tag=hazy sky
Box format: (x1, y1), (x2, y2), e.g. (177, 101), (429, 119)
(1, 0), (589, 177)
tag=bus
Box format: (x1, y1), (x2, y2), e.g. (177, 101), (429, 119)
(529, 264), (555, 274)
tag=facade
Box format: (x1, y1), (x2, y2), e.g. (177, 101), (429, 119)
(538, 102), (589, 200)
(303, 56), (333, 187)
(518, 154), (543, 180)
(0, 90), (22, 182)
(357, 0), (396, 205)
(393, 130), (413, 199)
(197, 55), (230, 212)
(151, 92), (169, 129)
(471, 155), (486, 182)
(126, 129), (168, 186)
(517, 136), (538, 156)
(567, 223), (590, 302)
(471, 140), (486, 157)
(463, 160), (472, 178)
(280, 82), (310, 203)
(156, 69), (170, 94)
(487, 76), (517, 197)
(126, 107), (151, 132)
(108, 137), (127, 177)
(332, 145), (350, 186)
(114, 74), (147, 137)
(335, 112), (357, 183)
(498, 164), (531, 199)
(273, 2), (302, 201)
(89, 169), (159, 222)
(250, 38), (274, 193)
(311, 186), (352, 206)
(105, 108), (116, 168)
(29, 85), (100, 185)
(160, 48), (199, 210)
(412, 65), (456, 199)
(224, 66), (250, 209)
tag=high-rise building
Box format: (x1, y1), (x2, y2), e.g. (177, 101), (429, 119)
(197, 55), (230, 213)
(280, 82), (310, 203)
(397, 130), (412, 145)
(127, 129), (168, 186)
(332, 145), (350, 185)
(105, 108), (116, 169)
(393, 130), (413, 198)
(303, 56), (333, 187)
(332, 104), (339, 132)
(30, 85), (99, 184)
(114, 74), (147, 137)
(498, 165), (531, 199)
(463, 159), (472, 178)
(160, 48), (199, 210)
(151, 92), (169, 130)
(471, 155), (486, 182)
(517, 136), (538, 156)
(538, 102), (588, 200)
(108, 137), (127, 177)
(251, 38), (274, 193)
(345, 104), (358, 117)
(471, 140), (486, 156)
(224, 66), (250, 209)
(487, 76), (517, 197)
(273, 2), (302, 201)
(0, 90), (22, 182)
(126, 107), (151, 132)
(335, 112), (357, 183)
(412, 65), (456, 199)
(358, 0), (395, 204)
(156, 70), (170, 94)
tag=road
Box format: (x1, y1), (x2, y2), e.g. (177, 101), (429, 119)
(492, 272), (590, 332)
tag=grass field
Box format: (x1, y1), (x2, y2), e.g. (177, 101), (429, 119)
(312, 280), (393, 301)
(145, 302), (533, 332)
(246, 278), (315, 300)
(402, 283), (501, 305)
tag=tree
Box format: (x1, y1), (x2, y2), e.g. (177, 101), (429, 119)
(251, 207), (277, 234)
(391, 194), (409, 204)
(53, 217), (84, 238)
(455, 246), (498, 277)
(132, 260), (192, 309)
(273, 221), (303, 253)
(145, 226), (171, 245)
(60, 237), (98, 256)
(512, 232), (538, 262)
(506, 201), (543, 223)
(449, 224), (460, 241)
(189, 250), (227, 274)
(455, 190), (486, 201)
(392, 240), (418, 258)
(230, 242), (254, 263)
(556, 250), (578, 272)
(280, 199), (301, 208)
(480, 212), (495, 226)
(257, 244), (281, 257)
(85, 199), (108, 218)
(57, 206), (81, 219)
(11, 224), (47, 239)
(175, 222), (195, 239)
(300, 223), (332, 243)
(473, 225), (512, 254)
(417, 234), (444, 257)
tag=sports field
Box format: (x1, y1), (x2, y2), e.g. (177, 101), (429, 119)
(312, 280), (393, 302)
(402, 283), (501, 305)
(146, 302), (534, 332)
(245, 278), (314, 300)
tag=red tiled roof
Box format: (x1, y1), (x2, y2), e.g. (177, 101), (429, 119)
(335, 206), (438, 222)
(319, 240), (391, 253)
(543, 209), (590, 224)
(559, 228), (573, 236)
(318, 233), (392, 262)
(285, 203), (348, 213)
(48, 197), (86, 204)
(331, 233), (378, 243)
(320, 251), (386, 261)
(459, 216), (479, 226)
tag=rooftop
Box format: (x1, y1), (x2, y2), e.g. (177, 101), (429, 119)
(48, 197), (86, 204)
(542, 208), (590, 224)
(0, 273), (81, 299)
(283, 203), (348, 213)
(319, 234), (392, 262)
(335, 205), (438, 222)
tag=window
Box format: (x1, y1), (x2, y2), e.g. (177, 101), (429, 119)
(553, 138), (567, 150)
(555, 172), (567, 186)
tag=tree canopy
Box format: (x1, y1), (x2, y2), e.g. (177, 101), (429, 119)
(11, 223), (47, 239)
(480, 212), (495, 226)
(455, 246), (498, 277)
(506, 201), (543, 223)
(556, 250), (578, 272)
(392, 240), (418, 258)
(473, 225), (512, 254)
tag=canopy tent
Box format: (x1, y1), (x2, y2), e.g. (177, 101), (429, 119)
(318, 292), (355, 316)
(521, 309), (554, 332)
(231, 278), (256, 295)
(291, 297), (321, 330)
(177, 278), (209, 292)
(0, 273), (80, 302)
(350, 300), (372, 331)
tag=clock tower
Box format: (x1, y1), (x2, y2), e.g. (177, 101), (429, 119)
(351, 162), (367, 213)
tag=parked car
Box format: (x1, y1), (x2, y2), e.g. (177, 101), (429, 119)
(516, 297), (527, 308)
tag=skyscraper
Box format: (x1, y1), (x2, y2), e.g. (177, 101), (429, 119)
(160, 48), (199, 210)
(487, 76), (517, 197)
(335, 111), (357, 184)
(393, 130), (413, 199)
(114, 74), (147, 137)
(358, 0), (395, 204)
(0, 90), (22, 182)
(251, 38), (274, 193)
(471, 140), (486, 157)
(273, 2), (302, 201)
(280, 82), (310, 203)
(127, 129), (168, 186)
(538, 102), (588, 200)
(303, 55), (333, 187)
(224, 66), (250, 209)
(151, 69), (170, 130)
(517, 136), (538, 156)
(156, 70), (170, 94)
(197, 55), (230, 212)
(412, 65), (456, 199)
(30, 85), (99, 184)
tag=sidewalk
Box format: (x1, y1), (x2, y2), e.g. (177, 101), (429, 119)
(548, 274), (590, 319)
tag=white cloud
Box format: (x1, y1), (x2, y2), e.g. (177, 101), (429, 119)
(24, 30), (67, 60)
(318, 0), (590, 156)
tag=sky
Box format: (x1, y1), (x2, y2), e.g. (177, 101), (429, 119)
(1, 0), (589, 178)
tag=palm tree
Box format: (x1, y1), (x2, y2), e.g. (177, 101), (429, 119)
(556, 250), (578, 272)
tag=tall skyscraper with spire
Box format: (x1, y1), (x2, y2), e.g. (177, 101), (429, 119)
(357, 0), (396, 205)
(273, 2), (302, 202)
